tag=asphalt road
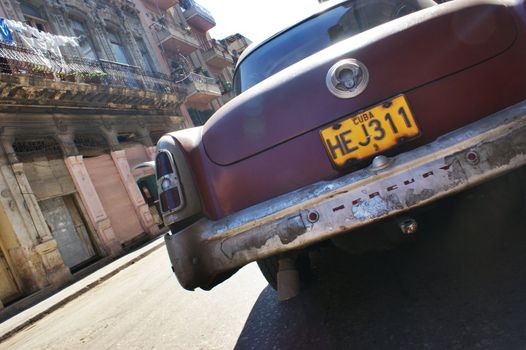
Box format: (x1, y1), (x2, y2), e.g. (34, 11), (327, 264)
(0, 248), (268, 350)
(1, 171), (525, 350)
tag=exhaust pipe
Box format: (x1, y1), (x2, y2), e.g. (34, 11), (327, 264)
(398, 217), (418, 235)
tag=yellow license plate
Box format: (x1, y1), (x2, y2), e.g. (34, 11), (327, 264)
(320, 95), (420, 168)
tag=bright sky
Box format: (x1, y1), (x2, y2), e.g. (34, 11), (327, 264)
(196, 0), (321, 43)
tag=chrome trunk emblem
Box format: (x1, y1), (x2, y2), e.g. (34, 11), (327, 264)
(326, 59), (369, 98)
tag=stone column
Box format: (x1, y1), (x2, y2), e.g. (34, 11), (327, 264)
(100, 124), (159, 236)
(85, 5), (115, 62)
(136, 125), (156, 160)
(56, 129), (123, 258)
(1, 1), (25, 21)
(136, 125), (153, 147)
(122, 24), (142, 69)
(0, 137), (71, 291)
(64, 156), (122, 256)
(99, 124), (121, 152)
(55, 132), (79, 158)
(146, 146), (157, 161)
(10, 163), (54, 242)
(0, 164), (52, 293)
(0, 138), (46, 244)
(42, 0), (70, 39)
(111, 150), (159, 237)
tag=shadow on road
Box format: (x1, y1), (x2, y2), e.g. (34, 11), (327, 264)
(235, 170), (526, 350)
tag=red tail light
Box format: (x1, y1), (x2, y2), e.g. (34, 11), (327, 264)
(160, 188), (182, 212)
(156, 150), (185, 214)
(156, 152), (173, 179)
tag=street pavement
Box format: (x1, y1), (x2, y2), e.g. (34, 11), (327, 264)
(0, 247), (267, 350)
(0, 172), (525, 350)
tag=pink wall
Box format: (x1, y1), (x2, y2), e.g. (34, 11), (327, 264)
(64, 156), (122, 256)
(83, 154), (144, 244)
(111, 150), (159, 236)
(134, 0), (173, 76)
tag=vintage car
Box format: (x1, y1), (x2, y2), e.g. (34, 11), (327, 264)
(157, 0), (526, 300)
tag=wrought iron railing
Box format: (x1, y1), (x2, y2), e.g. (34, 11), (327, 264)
(184, 72), (221, 97)
(202, 41), (233, 63)
(186, 72), (217, 85)
(181, 0), (215, 24)
(155, 21), (199, 48)
(190, 1), (215, 22)
(0, 43), (183, 94)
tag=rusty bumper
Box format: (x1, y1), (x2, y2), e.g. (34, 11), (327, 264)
(165, 100), (526, 291)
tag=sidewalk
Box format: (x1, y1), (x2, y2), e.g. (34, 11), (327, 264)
(0, 235), (166, 343)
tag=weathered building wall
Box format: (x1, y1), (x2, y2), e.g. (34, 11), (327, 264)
(0, 0), (185, 307)
(0, 205), (23, 307)
(0, 110), (181, 307)
(84, 154), (144, 245)
(0, 0), (241, 311)
(13, 139), (98, 271)
(134, 0), (238, 126)
(133, 0), (173, 76)
(124, 142), (151, 170)
(65, 155), (121, 257)
(38, 195), (96, 269)
(0, 139), (71, 300)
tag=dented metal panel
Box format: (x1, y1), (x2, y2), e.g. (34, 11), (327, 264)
(166, 100), (526, 291)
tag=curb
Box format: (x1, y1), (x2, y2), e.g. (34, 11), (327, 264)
(0, 239), (166, 343)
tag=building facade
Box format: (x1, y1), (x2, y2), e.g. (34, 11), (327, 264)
(220, 33), (252, 63)
(0, 0), (193, 310)
(134, 0), (240, 126)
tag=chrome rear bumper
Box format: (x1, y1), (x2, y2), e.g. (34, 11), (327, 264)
(165, 100), (526, 290)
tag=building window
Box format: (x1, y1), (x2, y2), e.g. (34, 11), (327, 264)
(20, 1), (49, 32)
(108, 31), (132, 65)
(136, 38), (155, 73)
(70, 19), (97, 59)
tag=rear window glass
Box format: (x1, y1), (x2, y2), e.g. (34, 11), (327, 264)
(234, 0), (435, 94)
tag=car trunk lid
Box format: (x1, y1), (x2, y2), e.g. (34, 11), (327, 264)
(203, 0), (517, 166)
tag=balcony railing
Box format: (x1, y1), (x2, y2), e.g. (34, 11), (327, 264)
(186, 72), (216, 85)
(188, 1), (214, 22)
(202, 44), (234, 69)
(0, 43), (182, 95)
(154, 23), (200, 54)
(181, 0), (214, 22)
(184, 72), (221, 103)
(181, 0), (216, 31)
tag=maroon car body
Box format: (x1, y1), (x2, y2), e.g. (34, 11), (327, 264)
(157, 0), (526, 292)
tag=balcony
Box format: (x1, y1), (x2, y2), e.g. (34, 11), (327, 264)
(155, 23), (200, 55)
(143, 0), (177, 10)
(219, 81), (236, 104)
(181, 0), (216, 32)
(0, 44), (182, 111)
(185, 72), (221, 104)
(202, 44), (234, 70)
